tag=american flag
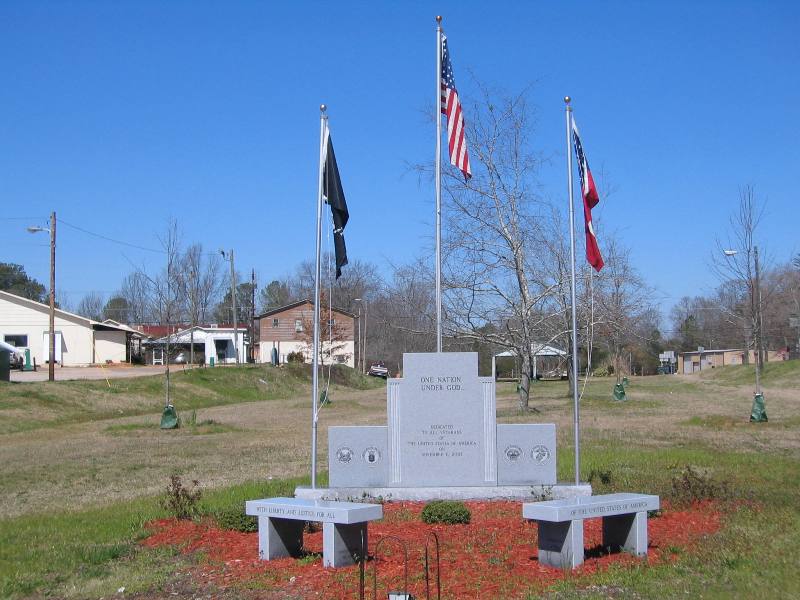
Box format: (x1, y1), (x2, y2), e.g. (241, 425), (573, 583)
(440, 33), (471, 180)
(571, 118), (604, 272)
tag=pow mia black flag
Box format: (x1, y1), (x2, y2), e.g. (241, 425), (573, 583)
(322, 129), (349, 279)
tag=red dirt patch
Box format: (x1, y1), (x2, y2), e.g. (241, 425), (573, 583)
(141, 500), (721, 599)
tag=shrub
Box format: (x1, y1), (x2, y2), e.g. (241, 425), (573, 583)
(161, 474), (202, 520)
(587, 468), (613, 491)
(214, 507), (257, 532)
(670, 465), (730, 504)
(287, 351), (305, 363)
(421, 500), (471, 525)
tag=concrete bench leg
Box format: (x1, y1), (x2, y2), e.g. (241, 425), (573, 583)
(537, 519), (584, 569)
(323, 522), (367, 568)
(602, 511), (648, 557)
(258, 516), (304, 560)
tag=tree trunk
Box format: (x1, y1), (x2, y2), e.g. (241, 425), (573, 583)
(743, 328), (752, 365)
(517, 353), (531, 411)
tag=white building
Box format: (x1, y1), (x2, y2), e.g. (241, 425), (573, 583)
(0, 290), (135, 366)
(144, 325), (247, 365)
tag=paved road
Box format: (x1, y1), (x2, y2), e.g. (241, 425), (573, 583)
(9, 365), (193, 382)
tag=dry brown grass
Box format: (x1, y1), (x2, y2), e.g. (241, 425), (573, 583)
(0, 364), (797, 520)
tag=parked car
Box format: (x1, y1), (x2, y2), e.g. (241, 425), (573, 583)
(0, 340), (25, 370)
(368, 361), (389, 378)
(535, 369), (568, 381)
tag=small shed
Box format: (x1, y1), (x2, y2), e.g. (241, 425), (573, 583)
(492, 343), (568, 380)
(143, 325), (247, 365)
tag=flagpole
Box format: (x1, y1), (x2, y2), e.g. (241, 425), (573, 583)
(565, 96), (581, 487)
(434, 15), (443, 353)
(311, 104), (327, 490)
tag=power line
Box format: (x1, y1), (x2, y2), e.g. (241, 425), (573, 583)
(57, 217), (166, 254)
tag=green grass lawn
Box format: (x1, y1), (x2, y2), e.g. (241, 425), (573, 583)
(2, 442), (797, 599)
(0, 362), (798, 598)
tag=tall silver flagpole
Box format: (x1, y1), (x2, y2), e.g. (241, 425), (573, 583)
(435, 15), (443, 353)
(311, 104), (327, 489)
(565, 96), (581, 487)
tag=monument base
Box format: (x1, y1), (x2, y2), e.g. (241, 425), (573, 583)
(294, 483), (592, 502)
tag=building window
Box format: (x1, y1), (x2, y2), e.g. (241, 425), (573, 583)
(4, 334), (28, 347)
(295, 319), (304, 333)
(328, 318), (336, 327)
(272, 318), (279, 328)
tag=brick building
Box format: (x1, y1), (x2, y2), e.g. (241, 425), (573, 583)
(256, 300), (355, 368)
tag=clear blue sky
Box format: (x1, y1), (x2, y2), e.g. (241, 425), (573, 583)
(2, 1), (798, 323)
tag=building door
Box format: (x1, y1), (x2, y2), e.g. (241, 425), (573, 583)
(41, 331), (63, 363)
(214, 339), (228, 362)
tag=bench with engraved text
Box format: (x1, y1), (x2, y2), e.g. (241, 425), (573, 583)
(522, 492), (660, 569)
(245, 497), (383, 568)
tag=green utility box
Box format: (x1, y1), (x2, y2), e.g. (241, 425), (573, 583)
(23, 349), (35, 372)
(750, 393), (767, 422)
(160, 405), (179, 429)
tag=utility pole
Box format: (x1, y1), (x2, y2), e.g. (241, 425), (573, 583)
(354, 298), (365, 372)
(48, 212), (56, 382)
(250, 268), (256, 363)
(357, 304), (362, 372)
(220, 249), (239, 364)
(362, 299), (368, 374)
(27, 213), (56, 381)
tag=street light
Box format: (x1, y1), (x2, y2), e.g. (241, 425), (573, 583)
(354, 298), (367, 374)
(27, 212), (56, 382)
(723, 245), (766, 420)
(219, 249), (239, 364)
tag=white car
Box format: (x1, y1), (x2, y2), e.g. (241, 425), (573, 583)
(368, 361), (389, 378)
(0, 340), (26, 370)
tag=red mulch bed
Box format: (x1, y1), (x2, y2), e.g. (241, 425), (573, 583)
(141, 500), (721, 599)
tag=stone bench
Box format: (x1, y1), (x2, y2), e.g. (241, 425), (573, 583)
(522, 492), (660, 569)
(245, 497), (383, 567)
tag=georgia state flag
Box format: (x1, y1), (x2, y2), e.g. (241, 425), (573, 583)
(571, 118), (604, 272)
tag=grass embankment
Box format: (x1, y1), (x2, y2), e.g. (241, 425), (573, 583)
(0, 363), (384, 434)
(698, 358), (800, 386)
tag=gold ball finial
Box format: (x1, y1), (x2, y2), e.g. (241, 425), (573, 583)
(564, 96), (571, 104)
(435, 15), (442, 23)
(320, 104), (327, 112)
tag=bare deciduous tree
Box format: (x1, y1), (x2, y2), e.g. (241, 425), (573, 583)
(297, 292), (350, 367)
(712, 185), (766, 367)
(76, 291), (106, 321)
(428, 88), (564, 410)
(119, 272), (151, 325)
(592, 240), (655, 380)
(135, 221), (183, 407)
(177, 244), (222, 364)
